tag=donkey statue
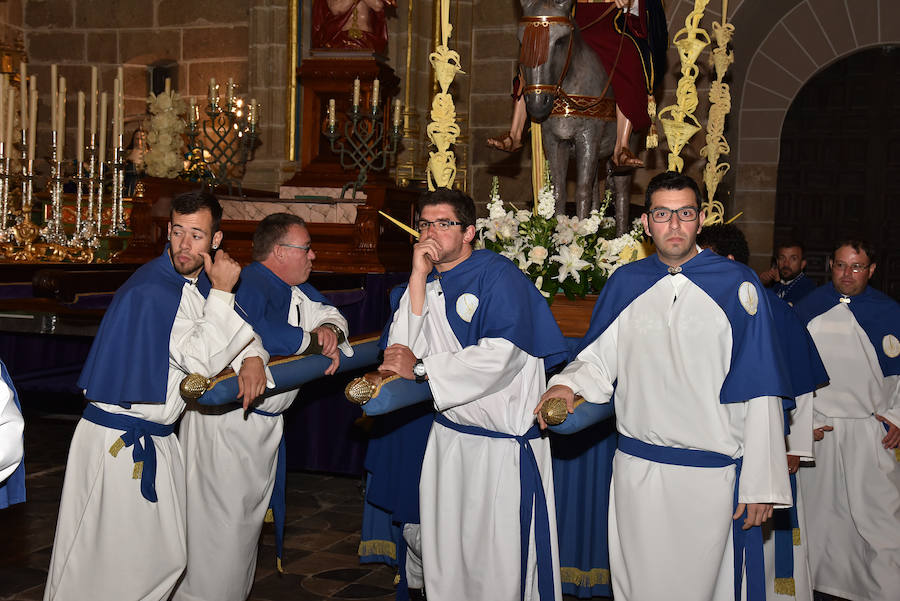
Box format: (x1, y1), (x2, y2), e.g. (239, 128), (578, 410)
(518, 0), (634, 234)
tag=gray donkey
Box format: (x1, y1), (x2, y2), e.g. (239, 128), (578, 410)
(518, 0), (633, 234)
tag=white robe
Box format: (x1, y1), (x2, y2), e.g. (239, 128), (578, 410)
(550, 274), (791, 601)
(0, 374), (24, 484)
(800, 304), (900, 601)
(389, 279), (562, 601)
(174, 287), (351, 601)
(44, 286), (263, 601)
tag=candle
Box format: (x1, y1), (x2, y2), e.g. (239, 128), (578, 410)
(328, 98), (336, 128)
(90, 66), (98, 138)
(50, 64), (57, 134)
(111, 79), (118, 146)
(5, 88), (14, 153)
(393, 98), (402, 128)
(248, 99), (258, 125)
(352, 77), (360, 108)
(98, 92), (107, 164)
(76, 91), (85, 164)
(189, 98), (197, 125)
(371, 78), (379, 110)
(209, 78), (217, 103)
(164, 77), (171, 95)
(19, 61), (26, 128)
(117, 76), (124, 146)
(57, 77), (66, 161)
(227, 77), (234, 105)
(27, 88), (37, 161)
(0, 77), (5, 149)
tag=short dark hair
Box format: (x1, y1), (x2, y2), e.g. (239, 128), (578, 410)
(833, 238), (877, 264)
(775, 240), (805, 256)
(252, 213), (307, 262)
(171, 190), (223, 233)
(697, 223), (750, 265)
(415, 187), (476, 230)
(644, 171), (702, 211)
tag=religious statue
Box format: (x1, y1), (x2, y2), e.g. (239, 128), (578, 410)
(311, 0), (395, 55)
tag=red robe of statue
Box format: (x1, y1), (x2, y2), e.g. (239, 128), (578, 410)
(311, 0), (388, 55)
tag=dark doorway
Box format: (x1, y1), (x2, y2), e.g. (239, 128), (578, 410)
(774, 46), (900, 299)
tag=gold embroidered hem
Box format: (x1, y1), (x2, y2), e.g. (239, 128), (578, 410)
(560, 566), (610, 586)
(793, 527), (801, 546)
(774, 577), (796, 596)
(358, 539), (397, 560)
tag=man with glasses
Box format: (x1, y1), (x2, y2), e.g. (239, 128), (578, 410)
(792, 240), (900, 601)
(379, 188), (569, 601)
(540, 171), (792, 601)
(174, 213), (352, 601)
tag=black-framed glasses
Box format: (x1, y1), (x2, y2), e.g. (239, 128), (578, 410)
(646, 206), (699, 223)
(832, 261), (869, 273)
(279, 242), (311, 252)
(416, 219), (464, 233)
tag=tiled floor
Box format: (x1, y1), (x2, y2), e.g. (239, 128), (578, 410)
(0, 413), (397, 601)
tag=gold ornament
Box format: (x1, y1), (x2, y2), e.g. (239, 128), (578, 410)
(179, 373), (213, 401)
(540, 397), (570, 426)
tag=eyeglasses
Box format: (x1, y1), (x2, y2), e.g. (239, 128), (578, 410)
(832, 261), (869, 273)
(646, 206), (699, 223)
(279, 242), (311, 252)
(416, 219), (464, 233)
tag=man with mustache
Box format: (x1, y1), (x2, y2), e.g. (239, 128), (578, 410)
(793, 240), (900, 601)
(540, 171), (792, 601)
(759, 242), (816, 305)
(44, 191), (268, 601)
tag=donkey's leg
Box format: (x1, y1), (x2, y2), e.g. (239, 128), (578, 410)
(573, 121), (599, 220)
(610, 170), (634, 236)
(541, 123), (570, 216)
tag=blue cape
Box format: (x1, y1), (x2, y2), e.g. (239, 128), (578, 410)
(77, 247), (211, 406)
(395, 249), (569, 369)
(794, 283), (900, 378)
(772, 273), (816, 305)
(234, 262), (333, 356)
(578, 250), (792, 404)
(766, 289), (828, 399)
(0, 360), (25, 509)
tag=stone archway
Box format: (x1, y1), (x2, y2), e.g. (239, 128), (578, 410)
(731, 0), (900, 271)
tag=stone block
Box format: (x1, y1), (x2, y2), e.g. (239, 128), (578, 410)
(738, 138), (779, 165)
(783, 3), (835, 68)
(157, 0), (249, 27)
(746, 53), (801, 102)
(849, 0), (878, 47)
(6, 0), (23, 27)
(87, 32), (118, 64)
(187, 60), (248, 97)
(468, 93), (516, 129)
(28, 31), (85, 63)
(183, 26), (248, 60)
(735, 163), (778, 191)
(741, 81), (790, 111)
(473, 28), (520, 61)
(56, 65), (93, 99)
(474, 0), (519, 25)
(25, 0), (73, 28)
(119, 30), (181, 65)
(881, 0), (900, 41)
(812, 0), (856, 56)
(760, 23), (817, 84)
(470, 59), (516, 96)
(75, 0), (154, 29)
(733, 189), (776, 222)
(736, 221), (775, 261)
(739, 109), (786, 141)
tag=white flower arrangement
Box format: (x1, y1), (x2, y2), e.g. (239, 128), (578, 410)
(476, 175), (645, 302)
(144, 90), (187, 179)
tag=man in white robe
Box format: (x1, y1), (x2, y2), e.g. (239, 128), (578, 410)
(44, 191), (268, 601)
(379, 188), (569, 601)
(793, 240), (900, 601)
(174, 213), (351, 601)
(541, 172), (792, 601)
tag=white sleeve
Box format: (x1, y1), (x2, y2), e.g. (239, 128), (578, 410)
(738, 395), (792, 506)
(548, 317), (618, 405)
(169, 288), (257, 378)
(0, 378), (24, 483)
(300, 299), (354, 357)
(230, 334), (274, 389)
(423, 337), (529, 411)
(785, 391), (814, 460)
(882, 374), (900, 427)
(385, 288), (428, 356)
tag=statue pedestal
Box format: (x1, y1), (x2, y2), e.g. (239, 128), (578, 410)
(285, 53), (400, 186)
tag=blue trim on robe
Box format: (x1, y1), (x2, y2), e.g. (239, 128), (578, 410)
(393, 250), (569, 369)
(77, 246), (211, 406)
(772, 273), (816, 306)
(0, 360), (25, 509)
(235, 262), (333, 356)
(766, 289), (829, 401)
(577, 250), (793, 403)
(794, 283), (900, 378)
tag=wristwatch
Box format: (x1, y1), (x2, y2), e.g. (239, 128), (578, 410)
(413, 358), (427, 383)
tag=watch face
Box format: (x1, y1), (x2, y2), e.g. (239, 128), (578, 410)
(413, 361), (426, 376)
